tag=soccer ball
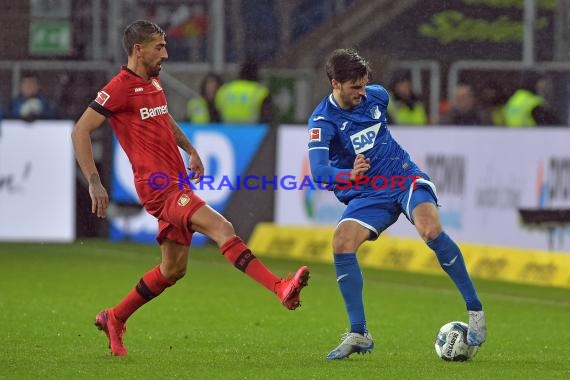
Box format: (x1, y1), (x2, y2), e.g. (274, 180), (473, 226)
(434, 321), (478, 361)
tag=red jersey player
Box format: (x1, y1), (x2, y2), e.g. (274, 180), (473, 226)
(71, 20), (309, 357)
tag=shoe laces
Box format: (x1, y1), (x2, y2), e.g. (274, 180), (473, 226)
(275, 273), (295, 292)
(468, 311), (484, 326)
(338, 331), (352, 342)
(339, 331), (371, 342)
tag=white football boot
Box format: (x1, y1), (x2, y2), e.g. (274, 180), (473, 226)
(326, 332), (374, 360)
(467, 310), (487, 346)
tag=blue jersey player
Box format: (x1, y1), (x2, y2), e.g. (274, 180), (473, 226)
(308, 49), (486, 360)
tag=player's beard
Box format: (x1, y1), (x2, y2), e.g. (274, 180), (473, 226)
(340, 91), (361, 108)
(147, 60), (163, 77)
(339, 90), (362, 108)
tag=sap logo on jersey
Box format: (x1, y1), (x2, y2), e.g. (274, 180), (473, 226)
(140, 104), (169, 120)
(351, 123), (381, 154)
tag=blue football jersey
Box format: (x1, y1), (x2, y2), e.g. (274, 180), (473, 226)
(308, 85), (424, 203)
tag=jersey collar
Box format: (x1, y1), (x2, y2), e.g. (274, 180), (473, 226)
(328, 94), (340, 108)
(122, 65), (144, 80)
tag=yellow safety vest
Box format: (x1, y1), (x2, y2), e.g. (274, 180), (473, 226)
(187, 97), (210, 124)
(503, 89), (543, 128)
(490, 105), (506, 126)
(387, 92), (428, 126)
(214, 80), (269, 123)
(390, 101), (428, 125)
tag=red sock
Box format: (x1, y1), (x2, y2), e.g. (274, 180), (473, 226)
(221, 236), (280, 293)
(112, 265), (176, 322)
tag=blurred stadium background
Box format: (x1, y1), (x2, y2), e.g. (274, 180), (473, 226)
(1, 1), (570, 377)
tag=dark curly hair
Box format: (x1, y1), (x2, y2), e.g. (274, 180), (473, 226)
(325, 48), (371, 84)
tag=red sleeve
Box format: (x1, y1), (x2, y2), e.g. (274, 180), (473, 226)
(89, 77), (128, 117)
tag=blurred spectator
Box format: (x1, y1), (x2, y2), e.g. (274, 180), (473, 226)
(10, 74), (54, 121)
(479, 80), (507, 126)
(144, 3), (208, 61)
(503, 74), (560, 127)
(187, 72), (223, 123)
(214, 57), (273, 124)
(440, 83), (487, 126)
(387, 73), (428, 126)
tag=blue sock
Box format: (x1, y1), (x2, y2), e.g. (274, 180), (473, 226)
(334, 253), (367, 334)
(427, 232), (483, 311)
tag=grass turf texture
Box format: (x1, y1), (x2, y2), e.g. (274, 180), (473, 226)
(0, 241), (569, 379)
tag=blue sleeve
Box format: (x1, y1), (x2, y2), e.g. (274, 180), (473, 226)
(309, 148), (348, 184)
(307, 120), (350, 184)
(367, 85), (389, 109)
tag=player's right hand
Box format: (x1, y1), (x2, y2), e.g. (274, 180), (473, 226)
(88, 177), (109, 218)
(350, 154), (371, 181)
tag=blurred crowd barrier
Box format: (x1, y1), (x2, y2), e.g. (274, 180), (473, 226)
(275, 125), (570, 252)
(3, 120), (569, 257)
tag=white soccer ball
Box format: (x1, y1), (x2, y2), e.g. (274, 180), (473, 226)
(434, 321), (478, 361)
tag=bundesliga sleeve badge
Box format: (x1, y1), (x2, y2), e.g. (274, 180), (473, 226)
(309, 128), (321, 142)
(95, 90), (110, 106)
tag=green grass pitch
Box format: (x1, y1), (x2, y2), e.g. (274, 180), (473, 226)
(1, 241), (569, 379)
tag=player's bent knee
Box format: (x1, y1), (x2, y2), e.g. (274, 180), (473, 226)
(203, 217), (236, 248)
(212, 218), (235, 244)
(418, 224), (442, 242)
(162, 264), (187, 281)
(333, 233), (360, 253)
(219, 218), (235, 237)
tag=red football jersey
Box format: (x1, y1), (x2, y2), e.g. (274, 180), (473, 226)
(90, 66), (187, 211)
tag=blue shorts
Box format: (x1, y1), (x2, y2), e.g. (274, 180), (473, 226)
(338, 177), (439, 240)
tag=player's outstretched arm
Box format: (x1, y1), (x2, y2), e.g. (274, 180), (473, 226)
(308, 150), (370, 185)
(168, 114), (204, 182)
(309, 148), (344, 184)
(71, 107), (108, 218)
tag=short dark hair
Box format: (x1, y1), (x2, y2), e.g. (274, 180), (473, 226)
(325, 48), (371, 84)
(239, 57), (260, 81)
(122, 20), (166, 56)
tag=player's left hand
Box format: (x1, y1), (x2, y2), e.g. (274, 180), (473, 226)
(187, 150), (204, 183)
